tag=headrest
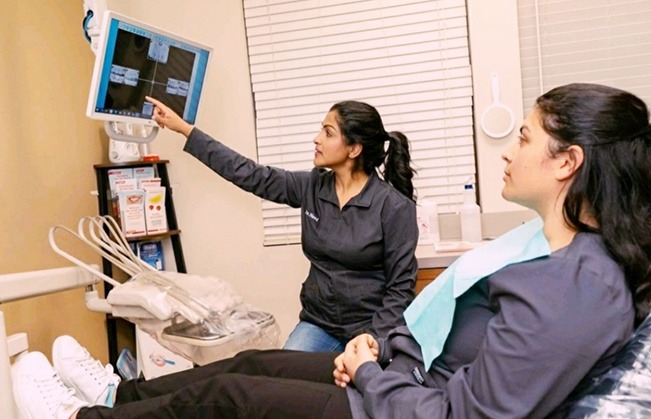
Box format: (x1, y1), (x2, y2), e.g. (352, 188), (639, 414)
(565, 313), (651, 417)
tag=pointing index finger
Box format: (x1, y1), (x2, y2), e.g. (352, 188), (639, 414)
(145, 96), (162, 107)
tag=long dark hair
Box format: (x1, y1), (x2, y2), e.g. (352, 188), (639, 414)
(536, 83), (651, 324)
(330, 101), (416, 200)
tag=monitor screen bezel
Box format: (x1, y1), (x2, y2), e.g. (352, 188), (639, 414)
(86, 11), (213, 127)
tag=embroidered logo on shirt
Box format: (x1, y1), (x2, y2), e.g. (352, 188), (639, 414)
(412, 366), (425, 385)
(305, 209), (319, 222)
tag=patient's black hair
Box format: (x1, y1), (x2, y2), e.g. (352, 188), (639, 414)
(330, 101), (416, 201)
(536, 83), (651, 325)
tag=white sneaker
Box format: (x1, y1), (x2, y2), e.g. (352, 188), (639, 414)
(12, 351), (88, 419)
(52, 335), (121, 407)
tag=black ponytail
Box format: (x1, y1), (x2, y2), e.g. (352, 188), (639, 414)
(330, 101), (416, 200)
(384, 131), (415, 200)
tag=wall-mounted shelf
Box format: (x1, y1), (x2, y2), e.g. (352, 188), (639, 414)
(93, 160), (186, 366)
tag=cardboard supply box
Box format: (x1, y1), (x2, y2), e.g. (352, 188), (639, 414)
(108, 170), (135, 218)
(144, 186), (168, 235)
(108, 168), (134, 192)
(137, 241), (164, 270)
(116, 190), (146, 237)
(136, 326), (193, 380)
(113, 179), (140, 228)
(113, 178), (138, 193)
(138, 177), (161, 190)
(133, 166), (156, 180)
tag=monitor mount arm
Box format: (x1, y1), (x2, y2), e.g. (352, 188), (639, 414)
(82, 0), (106, 55)
(82, 0), (158, 162)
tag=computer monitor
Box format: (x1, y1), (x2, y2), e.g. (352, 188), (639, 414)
(87, 12), (212, 127)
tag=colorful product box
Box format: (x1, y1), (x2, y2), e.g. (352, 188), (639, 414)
(116, 190), (146, 237)
(112, 179), (139, 222)
(138, 177), (162, 190)
(144, 186), (168, 235)
(113, 178), (138, 192)
(137, 241), (164, 271)
(136, 326), (193, 379)
(133, 166), (156, 180)
(108, 169), (135, 218)
(108, 168), (134, 193)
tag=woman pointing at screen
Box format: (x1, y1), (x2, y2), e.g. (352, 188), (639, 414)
(145, 96), (419, 352)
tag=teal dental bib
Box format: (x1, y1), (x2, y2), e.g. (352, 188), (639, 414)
(404, 218), (551, 370)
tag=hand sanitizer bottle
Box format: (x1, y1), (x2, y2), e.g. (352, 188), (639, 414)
(460, 182), (482, 242)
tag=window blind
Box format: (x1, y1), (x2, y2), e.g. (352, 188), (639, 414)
(518, 0), (651, 114)
(243, 0), (475, 245)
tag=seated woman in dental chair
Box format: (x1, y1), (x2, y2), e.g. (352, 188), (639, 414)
(13, 83), (651, 418)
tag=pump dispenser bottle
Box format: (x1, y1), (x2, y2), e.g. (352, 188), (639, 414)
(460, 181), (482, 242)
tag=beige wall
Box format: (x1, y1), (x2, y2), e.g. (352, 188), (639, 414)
(0, 2), (109, 360)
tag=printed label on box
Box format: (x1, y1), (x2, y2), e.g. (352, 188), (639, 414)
(138, 177), (162, 190)
(133, 166), (156, 180)
(117, 190), (146, 237)
(111, 179), (139, 220)
(136, 326), (193, 380)
(108, 169), (134, 220)
(144, 187), (168, 235)
(137, 241), (164, 270)
(108, 169), (134, 194)
(113, 178), (139, 192)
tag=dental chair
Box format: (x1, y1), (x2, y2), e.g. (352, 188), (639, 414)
(1, 216), (279, 418)
(47, 215), (280, 366)
(1, 266), (103, 419)
(565, 312), (651, 417)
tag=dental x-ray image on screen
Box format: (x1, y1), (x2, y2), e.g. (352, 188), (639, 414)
(87, 12), (212, 127)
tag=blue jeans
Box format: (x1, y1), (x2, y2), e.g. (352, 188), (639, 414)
(283, 321), (346, 352)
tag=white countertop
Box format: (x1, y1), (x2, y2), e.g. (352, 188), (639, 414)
(415, 210), (538, 269)
(416, 241), (486, 269)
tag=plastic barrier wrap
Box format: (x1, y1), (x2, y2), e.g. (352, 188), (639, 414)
(566, 314), (651, 418)
(107, 271), (280, 366)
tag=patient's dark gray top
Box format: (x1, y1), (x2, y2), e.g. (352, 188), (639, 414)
(348, 232), (634, 418)
(184, 128), (418, 341)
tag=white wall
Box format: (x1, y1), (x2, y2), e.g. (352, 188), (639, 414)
(467, 0), (526, 213)
(107, 0), (527, 342)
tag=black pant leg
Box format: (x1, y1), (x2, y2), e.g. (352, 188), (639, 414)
(77, 394), (175, 419)
(116, 349), (339, 404)
(169, 373), (352, 418)
(78, 351), (352, 419)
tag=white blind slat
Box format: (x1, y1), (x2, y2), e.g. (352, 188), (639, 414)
(250, 37), (469, 81)
(518, 0), (651, 114)
(253, 70), (472, 107)
(245, 2), (466, 33)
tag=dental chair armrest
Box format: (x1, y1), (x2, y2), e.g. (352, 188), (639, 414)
(85, 289), (112, 314)
(106, 281), (173, 321)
